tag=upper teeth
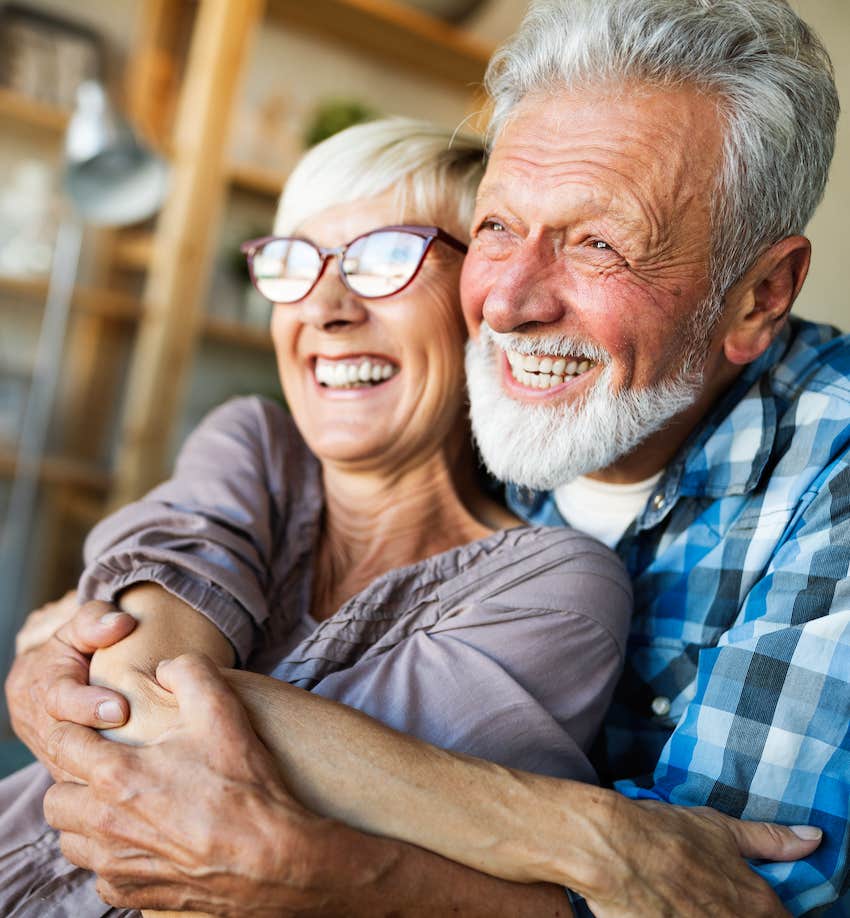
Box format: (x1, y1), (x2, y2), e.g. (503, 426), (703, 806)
(315, 356), (397, 388)
(505, 350), (596, 389)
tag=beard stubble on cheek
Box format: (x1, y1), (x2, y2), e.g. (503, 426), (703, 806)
(464, 323), (708, 490)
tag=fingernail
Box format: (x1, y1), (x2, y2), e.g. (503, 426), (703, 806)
(790, 825), (822, 840)
(99, 612), (125, 626)
(157, 658), (173, 672)
(97, 700), (124, 724)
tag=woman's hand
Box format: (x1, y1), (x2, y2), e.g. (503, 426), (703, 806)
(15, 590), (81, 656)
(92, 659), (182, 746)
(5, 601), (136, 780)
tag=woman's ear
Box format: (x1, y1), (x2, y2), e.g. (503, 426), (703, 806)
(722, 236), (811, 366)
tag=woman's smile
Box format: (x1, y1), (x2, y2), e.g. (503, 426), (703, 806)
(311, 354), (400, 393)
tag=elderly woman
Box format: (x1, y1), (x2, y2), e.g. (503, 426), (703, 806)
(0, 118), (631, 914)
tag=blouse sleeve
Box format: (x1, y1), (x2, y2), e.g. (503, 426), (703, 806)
(77, 396), (310, 664)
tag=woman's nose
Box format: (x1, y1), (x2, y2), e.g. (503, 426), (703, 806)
(297, 263), (369, 330)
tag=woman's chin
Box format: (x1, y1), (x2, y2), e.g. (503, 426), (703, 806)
(305, 429), (393, 467)
(311, 441), (389, 468)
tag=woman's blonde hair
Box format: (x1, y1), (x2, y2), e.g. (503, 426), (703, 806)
(274, 117), (486, 239)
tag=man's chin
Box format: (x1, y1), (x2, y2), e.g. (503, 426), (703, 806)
(471, 410), (621, 490)
(466, 372), (607, 489)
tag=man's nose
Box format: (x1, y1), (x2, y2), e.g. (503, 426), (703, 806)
(297, 264), (369, 330)
(481, 248), (568, 333)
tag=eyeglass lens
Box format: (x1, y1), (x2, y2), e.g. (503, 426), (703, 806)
(250, 230), (430, 303)
(252, 239), (321, 303)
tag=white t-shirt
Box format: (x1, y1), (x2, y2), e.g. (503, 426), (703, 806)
(553, 472), (663, 548)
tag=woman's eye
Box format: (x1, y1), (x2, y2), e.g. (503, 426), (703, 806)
(591, 240), (613, 250)
(478, 218), (507, 233)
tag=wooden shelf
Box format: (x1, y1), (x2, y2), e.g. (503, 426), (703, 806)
(266, 0), (494, 86)
(0, 276), (141, 322)
(0, 445), (111, 493)
(52, 488), (107, 528)
(227, 161), (287, 197)
(0, 86), (69, 133)
(111, 231), (155, 272)
(202, 315), (274, 351)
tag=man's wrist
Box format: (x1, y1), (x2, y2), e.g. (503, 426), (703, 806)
(312, 814), (410, 910)
(258, 806), (408, 916)
(267, 807), (578, 917)
(517, 780), (629, 899)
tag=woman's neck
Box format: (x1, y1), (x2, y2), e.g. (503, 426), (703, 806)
(311, 439), (516, 620)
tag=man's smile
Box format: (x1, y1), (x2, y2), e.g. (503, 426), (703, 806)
(504, 348), (599, 390)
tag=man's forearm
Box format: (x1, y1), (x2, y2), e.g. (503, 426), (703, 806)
(302, 817), (573, 916)
(225, 668), (607, 892)
(83, 585), (589, 902)
(223, 672), (809, 917)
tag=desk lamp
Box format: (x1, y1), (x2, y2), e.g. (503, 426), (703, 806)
(0, 80), (169, 729)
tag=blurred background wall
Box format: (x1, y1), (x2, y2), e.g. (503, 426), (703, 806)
(791, 0), (850, 327)
(0, 0), (846, 745)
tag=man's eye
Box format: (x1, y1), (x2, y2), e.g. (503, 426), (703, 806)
(591, 240), (613, 250)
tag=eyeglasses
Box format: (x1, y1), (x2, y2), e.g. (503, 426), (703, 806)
(240, 225), (467, 304)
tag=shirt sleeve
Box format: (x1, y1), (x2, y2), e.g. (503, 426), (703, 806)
(77, 397), (300, 665)
(311, 532), (634, 781)
(617, 461), (850, 915)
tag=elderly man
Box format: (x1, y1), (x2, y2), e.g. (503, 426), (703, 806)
(5, 0), (848, 915)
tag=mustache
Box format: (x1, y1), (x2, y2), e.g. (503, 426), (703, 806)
(478, 322), (611, 365)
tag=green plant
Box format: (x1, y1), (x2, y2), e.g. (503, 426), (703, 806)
(303, 98), (377, 148)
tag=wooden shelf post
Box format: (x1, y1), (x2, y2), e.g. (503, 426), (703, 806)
(110, 0), (265, 506)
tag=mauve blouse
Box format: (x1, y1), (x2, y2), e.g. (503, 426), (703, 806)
(0, 396), (634, 916)
(78, 396), (633, 781)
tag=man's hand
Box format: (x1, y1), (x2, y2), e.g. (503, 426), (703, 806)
(5, 600), (136, 780)
(576, 795), (820, 918)
(42, 653), (379, 917)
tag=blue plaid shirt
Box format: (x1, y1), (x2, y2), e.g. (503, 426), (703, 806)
(507, 317), (850, 916)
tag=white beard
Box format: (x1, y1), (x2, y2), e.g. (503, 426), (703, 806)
(465, 323), (707, 490)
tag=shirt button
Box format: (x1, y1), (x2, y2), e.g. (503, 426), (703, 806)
(652, 493), (665, 511)
(651, 696), (671, 717)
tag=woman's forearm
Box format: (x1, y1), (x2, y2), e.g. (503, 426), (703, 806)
(87, 584), (235, 918)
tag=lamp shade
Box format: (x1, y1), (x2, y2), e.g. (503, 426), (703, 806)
(63, 81), (169, 226)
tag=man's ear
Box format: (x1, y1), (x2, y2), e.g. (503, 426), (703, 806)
(722, 236), (811, 366)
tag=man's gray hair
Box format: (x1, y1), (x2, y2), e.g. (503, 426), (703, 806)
(485, 0), (840, 296)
